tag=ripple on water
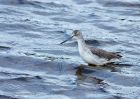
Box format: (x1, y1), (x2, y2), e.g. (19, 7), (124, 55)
(0, 0), (140, 99)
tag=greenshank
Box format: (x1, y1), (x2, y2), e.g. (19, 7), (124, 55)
(61, 30), (122, 66)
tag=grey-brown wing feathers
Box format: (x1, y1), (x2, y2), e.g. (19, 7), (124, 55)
(90, 47), (122, 60)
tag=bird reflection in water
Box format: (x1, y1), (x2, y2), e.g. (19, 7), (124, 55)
(75, 63), (129, 85)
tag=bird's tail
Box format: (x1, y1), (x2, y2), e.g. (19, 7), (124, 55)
(115, 53), (122, 58)
(112, 52), (122, 58)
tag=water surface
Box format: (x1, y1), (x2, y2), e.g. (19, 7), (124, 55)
(0, 0), (140, 99)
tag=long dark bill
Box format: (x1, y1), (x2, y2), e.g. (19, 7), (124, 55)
(60, 35), (74, 44)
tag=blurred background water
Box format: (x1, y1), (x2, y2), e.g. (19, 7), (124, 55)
(0, 0), (140, 99)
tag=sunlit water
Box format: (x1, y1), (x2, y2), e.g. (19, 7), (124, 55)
(0, 0), (140, 99)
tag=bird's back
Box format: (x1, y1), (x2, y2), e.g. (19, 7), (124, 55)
(90, 47), (122, 60)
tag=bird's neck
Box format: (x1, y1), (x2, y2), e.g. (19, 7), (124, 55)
(77, 38), (87, 50)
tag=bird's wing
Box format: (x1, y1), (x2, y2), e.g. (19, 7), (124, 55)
(90, 47), (122, 60)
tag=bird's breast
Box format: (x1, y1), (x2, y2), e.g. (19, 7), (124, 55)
(78, 46), (99, 64)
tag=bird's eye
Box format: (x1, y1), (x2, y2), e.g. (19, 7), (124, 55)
(73, 30), (79, 36)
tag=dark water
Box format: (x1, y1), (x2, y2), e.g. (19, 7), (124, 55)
(0, 0), (140, 99)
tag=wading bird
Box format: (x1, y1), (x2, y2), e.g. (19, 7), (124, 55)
(61, 30), (122, 66)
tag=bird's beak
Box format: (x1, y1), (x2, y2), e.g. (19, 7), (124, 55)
(60, 35), (74, 44)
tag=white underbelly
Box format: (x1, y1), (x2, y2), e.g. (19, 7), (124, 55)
(77, 42), (116, 65)
(79, 50), (109, 65)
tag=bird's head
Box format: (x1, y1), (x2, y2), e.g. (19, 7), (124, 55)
(60, 30), (83, 44)
(72, 30), (83, 40)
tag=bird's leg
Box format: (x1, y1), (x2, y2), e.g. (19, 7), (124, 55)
(79, 64), (85, 68)
(76, 64), (85, 76)
(74, 64), (85, 70)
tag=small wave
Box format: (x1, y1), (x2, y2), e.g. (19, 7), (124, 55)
(0, 46), (11, 51)
(73, 0), (92, 5)
(0, 0), (29, 5)
(97, 0), (140, 8)
(0, 95), (17, 99)
(12, 76), (42, 82)
(0, 76), (42, 82)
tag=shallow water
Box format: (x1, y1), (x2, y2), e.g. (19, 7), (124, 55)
(0, 0), (140, 99)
